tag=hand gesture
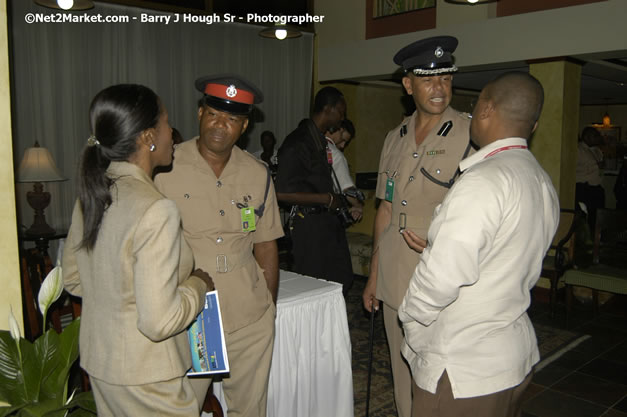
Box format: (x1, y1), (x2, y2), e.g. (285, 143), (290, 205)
(400, 229), (427, 253)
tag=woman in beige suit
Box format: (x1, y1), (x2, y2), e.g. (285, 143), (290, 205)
(63, 84), (213, 416)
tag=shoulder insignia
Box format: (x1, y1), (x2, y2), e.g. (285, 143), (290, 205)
(437, 121), (453, 137)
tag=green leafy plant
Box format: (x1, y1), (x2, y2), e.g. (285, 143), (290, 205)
(0, 262), (96, 416)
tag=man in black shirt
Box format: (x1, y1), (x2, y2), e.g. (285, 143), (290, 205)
(275, 87), (353, 294)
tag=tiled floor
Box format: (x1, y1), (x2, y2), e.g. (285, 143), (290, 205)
(522, 295), (627, 417)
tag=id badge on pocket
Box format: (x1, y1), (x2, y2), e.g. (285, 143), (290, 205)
(241, 206), (256, 232)
(385, 179), (395, 202)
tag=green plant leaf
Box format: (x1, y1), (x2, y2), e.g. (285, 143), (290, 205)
(0, 404), (23, 417)
(0, 333), (39, 406)
(0, 331), (20, 404)
(18, 398), (65, 417)
(47, 391), (96, 417)
(0, 315), (81, 417)
(41, 320), (79, 404)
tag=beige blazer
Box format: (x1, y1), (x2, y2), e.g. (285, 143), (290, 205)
(63, 161), (207, 385)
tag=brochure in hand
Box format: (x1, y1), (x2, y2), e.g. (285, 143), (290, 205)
(187, 290), (229, 375)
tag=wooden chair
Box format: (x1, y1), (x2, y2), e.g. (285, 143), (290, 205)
(540, 208), (580, 317)
(564, 208), (627, 320)
(20, 246), (77, 339)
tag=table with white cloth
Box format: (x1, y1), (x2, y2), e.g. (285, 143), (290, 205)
(210, 270), (354, 417)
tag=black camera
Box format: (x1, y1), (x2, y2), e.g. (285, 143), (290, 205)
(335, 192), (360, 229)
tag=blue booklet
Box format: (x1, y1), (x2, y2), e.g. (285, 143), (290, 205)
(187, 290), (230, 375)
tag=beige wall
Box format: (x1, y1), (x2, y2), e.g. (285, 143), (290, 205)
(529, 61), (581, 210)
(315, 0), (627, 81)
(0, 0), (23, 333)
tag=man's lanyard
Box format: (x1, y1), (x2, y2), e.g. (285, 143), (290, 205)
(484, 145), (527, 159)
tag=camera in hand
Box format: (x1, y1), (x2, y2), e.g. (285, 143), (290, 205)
(343, 187), (365, 203)
(334, 187), (365, 228)
(335, 194), (355, 228)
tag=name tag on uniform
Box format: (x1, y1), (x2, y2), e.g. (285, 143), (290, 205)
(385, 179), (395, 202)
(241, 207), (256, 232)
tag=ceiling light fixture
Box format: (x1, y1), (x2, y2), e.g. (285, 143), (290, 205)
(444, 0), (498, 4)
(34, 0), (94, 11)
(259, 25), (302, 40)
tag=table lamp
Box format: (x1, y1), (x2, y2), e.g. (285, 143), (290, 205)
(16, 142), (66, 236)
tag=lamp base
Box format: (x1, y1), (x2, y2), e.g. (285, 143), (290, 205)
(25, 183), (56, 237)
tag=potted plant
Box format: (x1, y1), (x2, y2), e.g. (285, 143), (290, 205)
(0, 262), (96, 416)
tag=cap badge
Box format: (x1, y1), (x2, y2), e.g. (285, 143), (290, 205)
(434, 46), (444, 58)
(226, 85), (237, 98)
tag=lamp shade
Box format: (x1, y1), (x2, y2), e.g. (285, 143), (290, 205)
(17, 143), (66, 183)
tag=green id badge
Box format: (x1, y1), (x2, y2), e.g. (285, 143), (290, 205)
(385, 179), (395, 202)
(241, 206), (256, 232)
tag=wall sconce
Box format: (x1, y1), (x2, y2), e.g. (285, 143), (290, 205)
(259, 25), (302, 40)
(16, 142), (67, 236)
(602, 112), (611, 127)
(34, 0), (94, 11)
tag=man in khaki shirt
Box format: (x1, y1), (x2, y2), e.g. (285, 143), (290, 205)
(362, 36), (473, 417)
(155, 74), (283, 417)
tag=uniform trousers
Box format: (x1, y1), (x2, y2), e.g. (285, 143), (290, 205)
(383, 303), (413, 417)
(412, 370), (533, 417)
(90, 374), (203, 417)
(291, 212), (353, 295)
(223, 302), (276, 417)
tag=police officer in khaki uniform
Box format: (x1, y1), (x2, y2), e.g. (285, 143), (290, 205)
(362, 36), (473, 417)
(155, 75), (283, 417)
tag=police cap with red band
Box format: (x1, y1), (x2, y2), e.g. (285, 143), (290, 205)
(195, 74), (263, 115)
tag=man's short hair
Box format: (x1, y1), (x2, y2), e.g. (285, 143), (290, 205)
(313, 86), (344, 115)
(341, 119), (355, 139)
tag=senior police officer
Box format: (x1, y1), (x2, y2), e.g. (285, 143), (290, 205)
(155, 74), (283, 417)
(362, 36), (474, 417)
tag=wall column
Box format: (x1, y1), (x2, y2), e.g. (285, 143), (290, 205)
(1, 0), (22, 333)
(529, 60), (582, 209)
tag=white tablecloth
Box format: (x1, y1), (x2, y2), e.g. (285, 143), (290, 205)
(210, 270), (354, 417)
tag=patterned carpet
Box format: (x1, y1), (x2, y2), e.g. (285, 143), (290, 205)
(347, 275), (588, 417)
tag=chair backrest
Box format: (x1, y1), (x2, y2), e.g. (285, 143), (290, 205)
(593, 208), (627, 266)
(20, 247), (80, 341)
(547, 208), (578, 270)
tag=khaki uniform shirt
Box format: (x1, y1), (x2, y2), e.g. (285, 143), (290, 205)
(155, 139), (284, 333)
(375, 107), (473, 309)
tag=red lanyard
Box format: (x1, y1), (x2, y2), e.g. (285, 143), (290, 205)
(484, 145), (527, 159)
(325, 138), (334, 165)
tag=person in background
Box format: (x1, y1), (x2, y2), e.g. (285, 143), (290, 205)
(362, 36), (473, 417)
(324, 120), (363, 221)
(155, 74), (283, 417)
(399, 71), (559, 417)
(63, 84), (214, 416)
(576, 126), (605, 232)
(253, 130), (279, 173)
(172, 126), (184, 145)
(336, 119), (355, 152)
(275, 87), (354, 295)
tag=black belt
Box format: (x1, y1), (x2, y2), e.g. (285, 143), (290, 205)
(296, 205), (330, 215)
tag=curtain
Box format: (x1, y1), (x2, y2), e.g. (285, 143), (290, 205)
(10, 0), (314, 232)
